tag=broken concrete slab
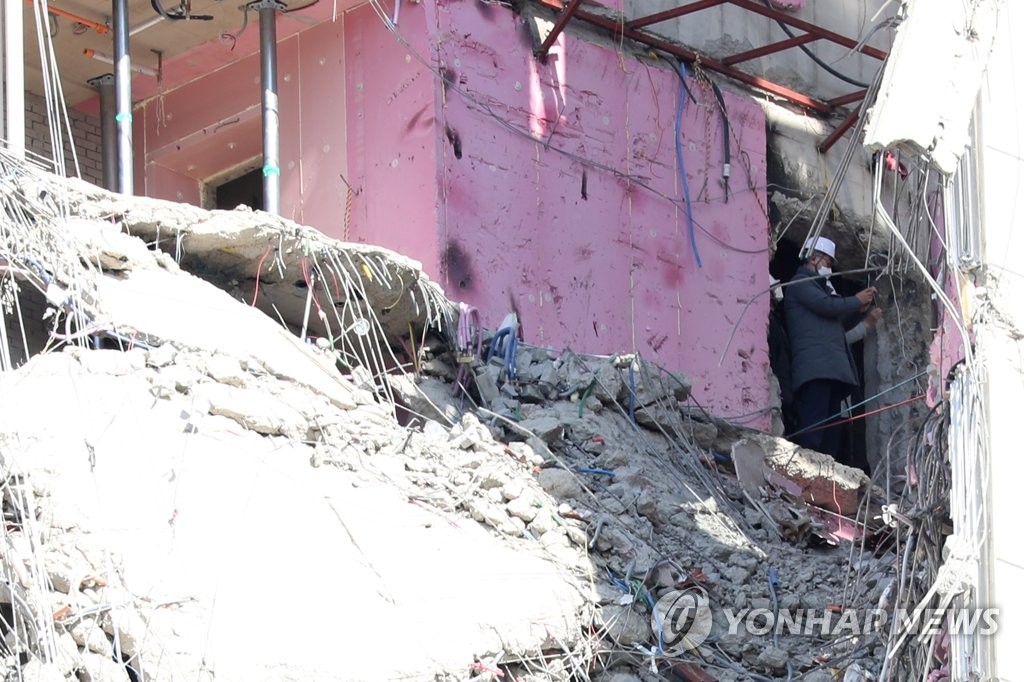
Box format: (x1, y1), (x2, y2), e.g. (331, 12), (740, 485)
(64, 178), (455, 344)
(387, 373), (461, 425)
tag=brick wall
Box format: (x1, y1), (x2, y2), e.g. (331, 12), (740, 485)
(23, 91), (104, 186)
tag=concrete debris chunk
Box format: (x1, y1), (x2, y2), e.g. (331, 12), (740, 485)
(77, 653), (132, 682)
(589, 362), (627, 404)
(518, 416), (563, 445)
(757, 645), (790, 672)
(70, 619), (115, 657)
(388, 373), (460, 425)
(19, 661), (65, 682)
(203, 353), (248, 387)
(197, 382), (309, 437)
(537, 468), (582, 499)
(596, 605), (650, 646)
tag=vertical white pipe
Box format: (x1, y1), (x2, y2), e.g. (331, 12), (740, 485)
(113, 0), (134, 194)
(3, 0), (26, 155)
(260, 4), (281, 215)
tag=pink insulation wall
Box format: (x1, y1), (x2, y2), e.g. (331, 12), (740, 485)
(107, 0), (774, 423)
(423, 1), (771, 422)
(132, 17), (350, 228)
(343, 5), (441, 275)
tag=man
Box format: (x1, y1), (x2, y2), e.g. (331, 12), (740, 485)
(784, 236), (876, 460)
(767, 277), (796, 434)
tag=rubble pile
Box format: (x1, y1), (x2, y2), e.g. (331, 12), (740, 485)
(389, 335), (896, 681)
(0, 156), (904, 681)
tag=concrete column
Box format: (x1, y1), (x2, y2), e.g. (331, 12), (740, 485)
(976, 2), (1024, 677)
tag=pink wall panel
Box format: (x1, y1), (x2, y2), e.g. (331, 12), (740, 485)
(146, 163), (201, 206)
(342, 4), (440, 275)
(432, 2), (771, 422)
(132, 20), (346, 226)
(293, 18), (349, 231)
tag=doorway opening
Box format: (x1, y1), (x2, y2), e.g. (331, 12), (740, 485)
(769, 241), (871, 472)
(214, 166), (264, 212)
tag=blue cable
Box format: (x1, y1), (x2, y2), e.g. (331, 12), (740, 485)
(786, 369), (928, 439)
(676, 61), (702, 269)
(505, 335), (518, 381)
(767, 567), (795, 682)
(486, 327), (511, 362)
(576, 467), (615, 477)
(486, 327), (518, 381)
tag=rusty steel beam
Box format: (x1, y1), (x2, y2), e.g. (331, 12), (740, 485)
(726, 0), (888, 60)
(626, 0), (728, 30)
(722, 32), (819, 65)
(572, 7), (832, 113)
(828, 89), (868, 108)
(818, 108), (860, 153)
(536, 0), (584, 57)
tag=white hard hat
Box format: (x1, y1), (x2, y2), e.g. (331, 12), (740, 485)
(802, 236), (837, 263)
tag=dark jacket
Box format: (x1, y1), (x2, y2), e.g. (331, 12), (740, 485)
(783, 266), (862, 392)
(768, 306), (794, 408)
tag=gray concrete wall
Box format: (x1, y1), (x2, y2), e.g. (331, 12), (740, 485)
(618, 0), (895, 102)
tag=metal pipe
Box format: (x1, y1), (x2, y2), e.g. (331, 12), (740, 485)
(536, 0), (583, 57)
(571, 6), (832, 113)
(130, 14), (164, 36)
(817, 108), (859, 154)
(23, 0), (109, 34)
(627, 0), (728, 29)
(4, 0), (26, 155)
(258, 2), (282, 215)
(726, 0), (888, 60)
(88, 74), (118, 191)
(0, 3), (4, 144)
(84, 49), (159, 78)
(112, 0), (133, 194)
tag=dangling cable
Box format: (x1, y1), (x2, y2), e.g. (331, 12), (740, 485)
(675, 61), (702, 268)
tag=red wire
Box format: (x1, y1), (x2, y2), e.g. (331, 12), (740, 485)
(802, 393), (926, 435)
(251, 244), (272, 307)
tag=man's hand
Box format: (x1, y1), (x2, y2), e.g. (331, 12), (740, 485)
(864, 307), (883, 328)
(855, 287), (877, 310)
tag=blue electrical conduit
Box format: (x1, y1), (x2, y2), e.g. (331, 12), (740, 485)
(675, 61), (703, 269)
(767, 567), (795, 682)
(486, 326), (518, 382)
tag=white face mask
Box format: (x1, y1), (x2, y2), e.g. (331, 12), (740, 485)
(817, 265), (833, 278)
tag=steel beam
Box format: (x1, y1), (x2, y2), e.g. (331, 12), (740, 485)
(722, 32), (819, 65)
(626, 0), (728, 30)
(726, 0), (888, 60)
(536, 0), (583, 57)
(828, 89), (868, 108)
(818, 109), (859, 153)
(573, 7), (831, 113)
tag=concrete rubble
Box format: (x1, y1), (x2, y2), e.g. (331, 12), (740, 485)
(0, 159), (899, 680)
